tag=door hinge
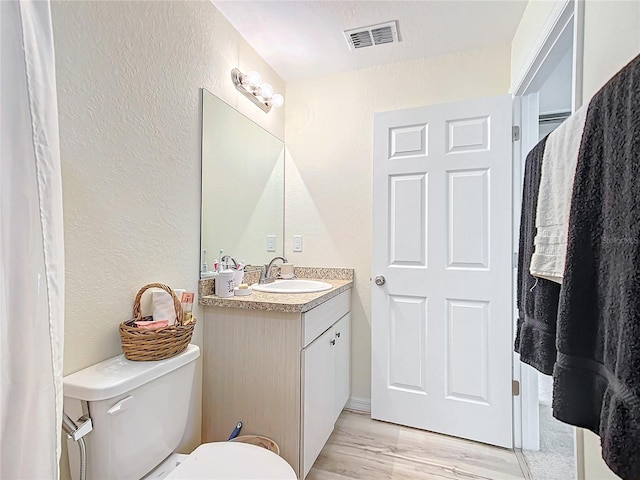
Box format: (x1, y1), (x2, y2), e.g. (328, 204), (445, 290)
(513, 252), (518, 268)
(512, 126), (520, 142)
(512, 380), (520, 396)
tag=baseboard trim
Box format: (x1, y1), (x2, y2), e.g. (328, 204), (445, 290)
(345, 396), (371, 413)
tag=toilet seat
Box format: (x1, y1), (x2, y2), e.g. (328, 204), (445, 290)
(164, 442), (297, 479)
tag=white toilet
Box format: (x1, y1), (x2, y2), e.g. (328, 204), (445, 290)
(63, 344), (296, 480)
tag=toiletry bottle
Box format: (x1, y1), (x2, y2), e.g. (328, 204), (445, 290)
(234, 263), (244, 287)
(201, 249), (208, 273)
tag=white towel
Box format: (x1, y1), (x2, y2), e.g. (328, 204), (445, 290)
(530, 104), (589, 284)
(152, 288), (185, 325)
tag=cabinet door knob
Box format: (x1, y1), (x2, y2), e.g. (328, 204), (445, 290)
(330, 339), (336, 346)
(374, 275), (386, 286)
(336, 332), (341, 338)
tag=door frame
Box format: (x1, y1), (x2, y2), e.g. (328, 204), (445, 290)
(509, 0), (584, 453)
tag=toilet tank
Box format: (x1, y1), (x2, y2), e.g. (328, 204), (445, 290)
(63, 344), (200, 480)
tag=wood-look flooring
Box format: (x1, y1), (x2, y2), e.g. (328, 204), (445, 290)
(307, 410), (527, 480)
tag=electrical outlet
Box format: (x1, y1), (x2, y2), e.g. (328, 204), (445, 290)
(293, 235), (303, 252)
(267, 235), (276, 252)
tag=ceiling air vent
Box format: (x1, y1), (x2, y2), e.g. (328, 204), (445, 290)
(344, 21), (399, 51)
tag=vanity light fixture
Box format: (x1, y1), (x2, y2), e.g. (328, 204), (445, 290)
(231, 68), (284, 113)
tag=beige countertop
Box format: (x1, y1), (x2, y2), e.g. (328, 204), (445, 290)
(199, 266), (354, 313)
(200, 278), (352, 313)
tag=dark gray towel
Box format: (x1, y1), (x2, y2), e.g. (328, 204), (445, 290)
(553, 53), (640, 480)
(515, 136), (561, 376)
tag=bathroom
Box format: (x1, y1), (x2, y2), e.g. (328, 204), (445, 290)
(2, 1), (639, 479)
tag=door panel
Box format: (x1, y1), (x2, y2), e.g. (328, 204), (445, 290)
(302, 327), (334, 478)
(372, 95), (513, 448)
(445, 299), (490, 404)
(446, 169), (489, 269)
(389, 124), (428, 158)
(446, 116), (490, 153)
(389, 174), (427, 266)
(388, 295), (428, 393)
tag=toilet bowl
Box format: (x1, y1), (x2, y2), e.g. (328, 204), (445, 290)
(162, 442), (295, 479)
(63, 345), (296, 480)
(142, 443), (296, 480)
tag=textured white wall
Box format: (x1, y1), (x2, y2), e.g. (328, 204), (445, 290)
(582, 0), (640, 102)
(284, 45), (511, 401)
(582, 430), (620, 480)
(51, 2), (284, 478)
(510, 0), (558, 85)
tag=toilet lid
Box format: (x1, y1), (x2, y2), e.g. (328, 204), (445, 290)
(165, 442), (297, 480)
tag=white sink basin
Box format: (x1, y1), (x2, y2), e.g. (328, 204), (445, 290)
(252, 279), (332, 294)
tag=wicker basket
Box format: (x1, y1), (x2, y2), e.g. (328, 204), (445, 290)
(119, 283), (196, 361)
(230, 435), (280, 455)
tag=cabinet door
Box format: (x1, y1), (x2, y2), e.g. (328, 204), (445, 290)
(333, 313), (351, 422)
(302, 326), (335, 478)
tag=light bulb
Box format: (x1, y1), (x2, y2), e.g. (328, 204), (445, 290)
(246, 71), (261, 87)
(260, 83), (273, 98)
(271, 94), (284, 108)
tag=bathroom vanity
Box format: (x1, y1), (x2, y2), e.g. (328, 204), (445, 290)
(200, 269), (353, 478)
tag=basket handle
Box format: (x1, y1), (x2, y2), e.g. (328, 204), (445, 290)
(132, 283), (184, 325)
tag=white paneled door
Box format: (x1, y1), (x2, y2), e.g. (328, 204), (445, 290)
(372, 96), (513, 448)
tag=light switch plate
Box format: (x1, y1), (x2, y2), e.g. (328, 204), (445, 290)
(267, 235), (276, 252)
(293, 235), (303, 252)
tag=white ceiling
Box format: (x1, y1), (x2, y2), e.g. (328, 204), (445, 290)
(212, 0), (528, 81)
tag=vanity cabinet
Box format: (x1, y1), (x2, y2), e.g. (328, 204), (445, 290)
(202, 288), (351, 479)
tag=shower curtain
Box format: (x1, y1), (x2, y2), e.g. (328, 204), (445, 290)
(1, 1), (65, 478)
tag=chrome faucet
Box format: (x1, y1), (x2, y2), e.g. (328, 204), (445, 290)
(220, 255), (238, 269)
(260, 256), (287, 284)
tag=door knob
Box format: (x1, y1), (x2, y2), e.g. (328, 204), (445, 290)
(374, 275), (386, 286)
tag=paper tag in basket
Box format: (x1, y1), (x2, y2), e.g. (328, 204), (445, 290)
(181, 292), (194, 321)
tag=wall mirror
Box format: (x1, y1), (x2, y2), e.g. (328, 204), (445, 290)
(201, 89), (284, 271)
